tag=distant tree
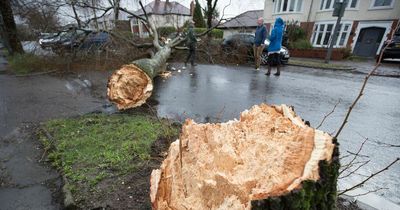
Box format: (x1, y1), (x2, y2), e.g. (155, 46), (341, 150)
(193, 0), (206, 28)
(0, 0), (24, 54)
(205, 0), (218, 35)
(12, 0), (61, 33)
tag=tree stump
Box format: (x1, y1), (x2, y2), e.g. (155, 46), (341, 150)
(150, 104), (339, 210)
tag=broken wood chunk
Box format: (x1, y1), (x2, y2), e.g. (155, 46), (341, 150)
(150, 104), (338, 210)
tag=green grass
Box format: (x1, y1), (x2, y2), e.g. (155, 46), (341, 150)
(40, 113), (179, 187)
(288, 59), (354, 71)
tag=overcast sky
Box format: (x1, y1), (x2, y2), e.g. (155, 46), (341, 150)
(121, 0), (265, 18)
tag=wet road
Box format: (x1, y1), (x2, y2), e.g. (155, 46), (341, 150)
(153, 64), (400, 205)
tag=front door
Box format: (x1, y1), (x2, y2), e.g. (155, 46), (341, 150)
(353, 27), (385, 57)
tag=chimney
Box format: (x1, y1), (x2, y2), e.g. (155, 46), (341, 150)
(190, 0), (195, 16)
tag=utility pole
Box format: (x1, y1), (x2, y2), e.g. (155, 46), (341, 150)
(325, 0), (348, 63)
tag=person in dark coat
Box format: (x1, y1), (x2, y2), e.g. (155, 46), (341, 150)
(266, 17), (284, 76)
(254, 17), (267, 70)
(185, 21), (197, 66)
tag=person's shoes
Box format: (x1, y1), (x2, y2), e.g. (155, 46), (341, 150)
(265, 71), (271, 76)
(256, 68), (260, 71)
(274, 72), (280, 76)
(191, 63), (197, 66)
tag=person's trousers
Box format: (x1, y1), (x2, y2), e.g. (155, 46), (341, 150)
(185, 45), (196, 65)
(253, 45), (264, 68)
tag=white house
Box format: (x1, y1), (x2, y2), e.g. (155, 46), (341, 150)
(130, 0), (193, 38)
(263, 0), (400, 57)
(88, 10), (132, 31)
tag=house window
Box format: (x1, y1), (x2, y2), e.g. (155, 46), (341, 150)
(320, 0), (358, 10)
(372, 0), (393, 7)
(273, 0), (303, 13)
(311, 22), (352, 47)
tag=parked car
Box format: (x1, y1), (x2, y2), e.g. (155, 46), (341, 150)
(377, 33), (400, 62)
(38, 29), (110, 54)
(221, 33), (290, 65)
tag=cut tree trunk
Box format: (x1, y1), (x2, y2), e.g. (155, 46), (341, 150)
(107, 46), (171, 109)
(150, 104), (339, 210)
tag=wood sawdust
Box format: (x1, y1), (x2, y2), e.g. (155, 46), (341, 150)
(150, 104), (334, 210)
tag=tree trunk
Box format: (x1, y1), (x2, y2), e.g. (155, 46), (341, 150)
(150, 104), (339, 210)
(107, 46), (171, 109)
(0, 0), (24, 55)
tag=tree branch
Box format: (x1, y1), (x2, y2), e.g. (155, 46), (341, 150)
(338, 158), (399, 196)
(316, 99), (341, 129)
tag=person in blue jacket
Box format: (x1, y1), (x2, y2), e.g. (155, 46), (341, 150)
(254, 18), (267, 70)
(266, 17), (284, 76)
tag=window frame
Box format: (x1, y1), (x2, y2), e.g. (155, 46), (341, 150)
(310, 21), (353, 48)
(369, 0), (394, 10)
(319, 0), (359, 11)
(272, 0), (304, 14)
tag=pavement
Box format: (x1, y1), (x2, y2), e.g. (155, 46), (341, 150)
(290, 57), (400, 77)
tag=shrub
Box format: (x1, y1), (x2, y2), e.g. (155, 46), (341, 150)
(192, 28), (223, 39)
(289, 39), (313, 50)
(340, 47), (352, 59)
(157, 26), (177, 37)
(8, 53), (48, 74)
(285, 20), (306, 42)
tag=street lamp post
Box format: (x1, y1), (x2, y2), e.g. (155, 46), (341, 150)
(325, 0), (348, 63)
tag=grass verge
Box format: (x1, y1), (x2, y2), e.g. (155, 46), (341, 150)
(40, 113), (179, 209)
(288, 59), (355, 71)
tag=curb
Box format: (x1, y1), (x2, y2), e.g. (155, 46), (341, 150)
(287, 63), (355, 71)
(352, 70), (400, 78)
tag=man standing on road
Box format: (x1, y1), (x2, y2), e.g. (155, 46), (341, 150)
(185, 21), (197, 66)
(266, 17), (284, 76)
(254, 17), (267, 70)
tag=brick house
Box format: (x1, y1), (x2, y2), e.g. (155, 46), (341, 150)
(263, 0), (400, 57)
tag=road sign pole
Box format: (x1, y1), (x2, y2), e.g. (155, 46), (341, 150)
(325, 0), (347, 63)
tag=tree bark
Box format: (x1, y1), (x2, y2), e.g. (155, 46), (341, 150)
(150, 104), (339, 210)
(0, 0), (24, 55)
(107, 46), (171, 110)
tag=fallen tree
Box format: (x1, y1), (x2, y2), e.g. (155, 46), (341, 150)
(107, 1), (230, 110)
(150, 104), (339, 210)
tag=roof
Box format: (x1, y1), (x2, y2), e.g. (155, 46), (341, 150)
(219, 10), (263, 29)
(133, 0), (191, 16)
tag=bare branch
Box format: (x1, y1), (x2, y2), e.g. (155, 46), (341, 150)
(316, 99), (341, 129)
(338, 158), (399, 196)
(339, 160), (370, 179)
(339, 137), (369, 174)
(108, 31), (153, 48)
(139, 0), (161, 50)
(347, 188), (389, 197)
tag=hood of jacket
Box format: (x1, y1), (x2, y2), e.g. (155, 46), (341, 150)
(274, 17), (284, 28)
